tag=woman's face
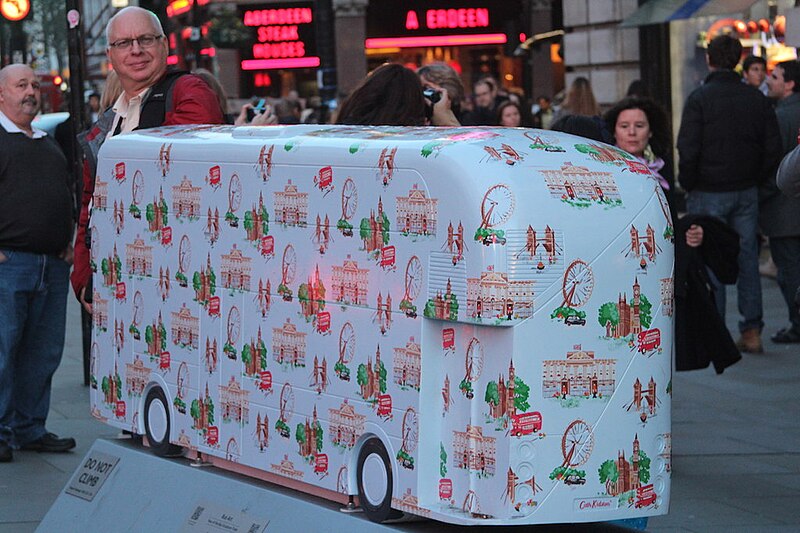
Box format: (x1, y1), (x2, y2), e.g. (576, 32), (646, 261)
(500, 105), (521, 127)
(615, 108), (651, 157)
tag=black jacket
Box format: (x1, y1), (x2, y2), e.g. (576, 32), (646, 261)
(674, 214), (741, 374)
(677, 70), (781, 193)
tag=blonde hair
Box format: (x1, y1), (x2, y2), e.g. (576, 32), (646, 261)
(561, 77), (599, 117)
(100, 70), (122, 110)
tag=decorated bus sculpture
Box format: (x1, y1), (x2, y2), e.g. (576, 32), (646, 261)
(90, 125), (672, 525)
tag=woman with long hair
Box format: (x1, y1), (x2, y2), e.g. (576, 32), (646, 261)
(336, 63), (459, 127)
(553, 76), (599, 122)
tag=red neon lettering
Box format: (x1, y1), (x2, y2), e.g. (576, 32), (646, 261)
(405, 10), (419, 30)
(243, 8), (312, 27)
(252, 41), (306, 59)
(426, 8), (489, 29)
(257, 25), (300, 42)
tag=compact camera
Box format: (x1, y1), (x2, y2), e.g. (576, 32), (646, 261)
(422, 88), (441, 104)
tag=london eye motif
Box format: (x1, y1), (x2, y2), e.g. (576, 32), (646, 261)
(89, 225), (98, 262)
(561, 419), (594, 467)
(561, 260), (594, 308)
(277, 383), (295, 438)
(178, 235), (191, 274)
(131, 170), (144, 211)
(401, 408), (419, 454)
(339, 177), (357, 237)
(132, 291), (144, 327)
(226, 306), (241, 347)
(281, 244), (296, 285)
(335, 322), (355, 381)
(480, 184), (514, 229)
(227, 173), (242, 226)
(225, 437), (239, 461)
(465, 338), (484, 382)
(403, 255), (422, 303)
(176, 362), (188, 399)
(336, 465), (348, 494)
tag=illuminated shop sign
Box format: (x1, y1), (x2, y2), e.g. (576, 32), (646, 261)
(366, 0), (521, 49)
(238, 2), (319, 70)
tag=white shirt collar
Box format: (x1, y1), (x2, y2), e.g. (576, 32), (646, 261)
(0, 110), (47, 139)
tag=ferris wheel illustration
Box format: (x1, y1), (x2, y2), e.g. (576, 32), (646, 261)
(401, 408), (419, 454)
(336, 465), (348, 494)
(480, 184), (515, 229)
(279, 383), (295, 424)
(403, 256), (422, 302)
(226, 437), (239, 460)
(341, 177), (357, 220)
(228, 173), (242, 213)
(132, 291), (144, 327)
(560, 419), (594, 467)
(176, 362), (189, 399)
(281, 244), (297, 285)
(561, 259), (594, 308)
(178, 235), (191, 274)
(226, 306), (241, 346)
(338, 322), (355, 365)
(131, 170), (144, 206)
(89, 225), (99, 261)
(465, 338), (484, 383)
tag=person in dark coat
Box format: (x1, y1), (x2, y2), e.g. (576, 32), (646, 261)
(674, 215), (742, 373)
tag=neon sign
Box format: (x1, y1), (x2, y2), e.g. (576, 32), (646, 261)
(239, 3), (318, 70)
(405, 8), (490, 30)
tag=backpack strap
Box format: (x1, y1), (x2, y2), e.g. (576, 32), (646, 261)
(137, 70), (189, 130)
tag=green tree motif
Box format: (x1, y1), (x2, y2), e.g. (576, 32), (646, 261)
(639, 294), (653, 329)
(485, 381), (500, 407)
(260, 208), (270, 234)
(206, 399), (215, 425)
(114, 375), (122, 399)
(208, 270), (217, 295)
(145, 325), (154, 346)
(298, 283), (309, 303)
(598, 302), (620, 328)
(380, 212), (391, 245)
(356, 364), (368, 389)
(449, 294), (459, 320)
(158, 324), (167, 351)
(258, 341), (268, 370)
(296, 423), (306, 446)
(101, 258), (109, 277)
(101, 376), (109, 396)
(241, 344), (252, 367)
(359, 218), (371, 242)
(638, 451), (651, 483)
(146, 203), (155, 223)
(513, 377), (530, 412)
(193, 272), (201, 293)
(378, 360), (387, 394)
(598, 459), (619, 492)
(440, 443), (448, 478)
(243, 211), (254, 234)
(190, 399), (200, 421)
(314, 423), (324, 452)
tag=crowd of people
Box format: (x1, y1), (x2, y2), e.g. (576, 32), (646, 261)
(2, 5), (799, 465)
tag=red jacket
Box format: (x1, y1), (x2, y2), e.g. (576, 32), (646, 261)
(71, 74), (224, 298)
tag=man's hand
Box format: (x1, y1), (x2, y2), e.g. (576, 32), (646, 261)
(79, 286), (93, 315)
(425, 81), (461, 127)
(59, 244), (74, 265)
(685, 224), (704, 248)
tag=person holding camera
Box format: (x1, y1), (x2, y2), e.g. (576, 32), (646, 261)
(235, 99), (278, 126)
(335, 63), (459, 127)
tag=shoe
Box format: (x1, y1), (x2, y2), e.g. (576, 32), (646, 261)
(20, 432), (76, 453)
(759, 258), (777, 279)
(736, 329), (763, 354)
(0, 442), (12, 462)
(771, 327), (800, 344)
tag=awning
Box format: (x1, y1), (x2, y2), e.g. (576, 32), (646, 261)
(620, 0), (759, 27)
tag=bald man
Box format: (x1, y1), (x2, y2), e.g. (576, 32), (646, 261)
(71, 6), (224, 310)
(0, 64), (76, 462)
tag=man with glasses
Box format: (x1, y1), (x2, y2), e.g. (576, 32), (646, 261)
(71, 6), (224, 311)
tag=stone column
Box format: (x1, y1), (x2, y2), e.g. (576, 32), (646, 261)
(529, 0), (557, 100)
(333, 0), (368, 97)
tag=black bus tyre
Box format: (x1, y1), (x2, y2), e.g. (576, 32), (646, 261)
(144, 387), (182, 457)
(356, 437), (398, 523)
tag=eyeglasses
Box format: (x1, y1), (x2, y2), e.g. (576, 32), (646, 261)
(108, 34), (164, 50)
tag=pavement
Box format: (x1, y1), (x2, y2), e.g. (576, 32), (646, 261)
(0, 279), (798, 533)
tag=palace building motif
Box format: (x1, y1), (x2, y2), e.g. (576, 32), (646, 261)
(273, 318), (307, 367)
(331, 255), (369, 305)
(125, 355), (150, 396)
(274, 179), (308, 226)
(540, 162), (620, 203)
(329, 400), (365, 449)
(271, 455), (304, 479)
(605, 278), (642, 339)
(453, 424), (497, 476)
(93, 178), (108, 210)
(220, 375), (250, 423)
(221, 244), (252, 291)
(466, 269), (534, 319)
(393, 337), (421, 390)
(396, 184), (438, 235)
(172, 176), (202, 218)
(126, 235), (153, 277)
(542, 345), (616, 399)
(171, 303), (199, 349)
